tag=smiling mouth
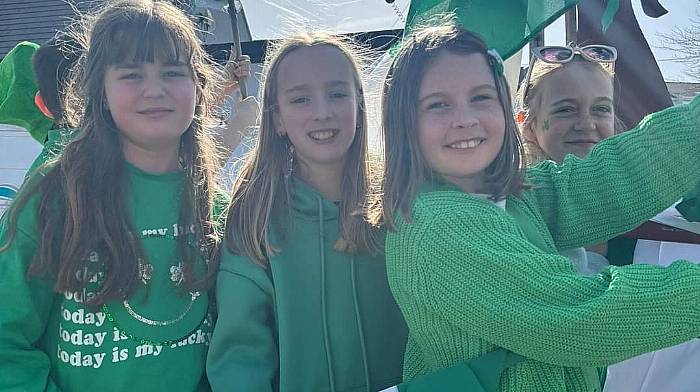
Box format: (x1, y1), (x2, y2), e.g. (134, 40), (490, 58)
(138, 108), (173, 115)
(446, 138), (484, 149)
(565, 140), (598, 146)
(309, 129), (340, 141)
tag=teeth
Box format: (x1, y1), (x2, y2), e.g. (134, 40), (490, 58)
(449, 139), (482, 149)
(310, 130), (336, 140)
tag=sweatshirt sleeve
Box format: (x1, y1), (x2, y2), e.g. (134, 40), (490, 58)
(526, 94), (700, 250)
(390, 193), (700, 368)
(207, 249), (278, 391)
(0, 208), (62, 391)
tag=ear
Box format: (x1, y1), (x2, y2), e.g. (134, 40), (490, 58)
(273, 111), (286, 137)
(34, 92), (54, 119)
(518, 111), (537, 143)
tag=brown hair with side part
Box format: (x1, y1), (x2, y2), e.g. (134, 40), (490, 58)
(377, 21), (527, 231)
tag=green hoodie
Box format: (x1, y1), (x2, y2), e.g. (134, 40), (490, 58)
(208, 179), (407, 392)
(0, 165), (216, 391)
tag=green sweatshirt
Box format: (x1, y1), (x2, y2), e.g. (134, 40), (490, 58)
(386, 95), (700, 391)
(208, 179), (407, 392)
(0, 165), (215, 391)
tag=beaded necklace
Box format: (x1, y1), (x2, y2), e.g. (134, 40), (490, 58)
(100, 228), (211, 346)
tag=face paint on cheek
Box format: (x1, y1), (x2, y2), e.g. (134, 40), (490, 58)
(543, 119), (550, 132)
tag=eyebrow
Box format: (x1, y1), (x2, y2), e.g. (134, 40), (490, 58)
(113, 60), (188, 69)
(551, 97), (613, 106)
(282, 80), (351, 95)
(419, 84), (496, 103)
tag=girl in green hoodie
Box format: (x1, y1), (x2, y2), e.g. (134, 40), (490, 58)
(0, 1), (225, 390)
(377, 22), (700, 392)
(207, 33), (408, 391)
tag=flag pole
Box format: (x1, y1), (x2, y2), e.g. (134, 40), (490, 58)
(226, 0), (247, 98)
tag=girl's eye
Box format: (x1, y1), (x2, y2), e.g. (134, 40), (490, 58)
(290, 97), (309, 105)
(164, 70), (187, 78)
(426, 101), (449, 111)
(553, 106), (575, 115)
(472, 94), (494, 103)
(119, 72), (141, 80)
(594, 105), (613, 114)
(329, 91), (349, 99)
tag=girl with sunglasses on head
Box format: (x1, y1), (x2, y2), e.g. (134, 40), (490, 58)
(520, 44), (700, 392)
(0, 1), (226, 390)
(376, 20), (700, 391)
(518, 44), (619, 165)
(516, 45), (620, 275)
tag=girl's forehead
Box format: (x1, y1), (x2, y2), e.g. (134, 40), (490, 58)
(420, 52), (493, 92)
(539, 65), (614, 103)
(276, 46), (355, 89)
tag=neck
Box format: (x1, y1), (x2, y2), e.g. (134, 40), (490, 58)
(444, 174), (484, 195)
(122, 140), (181, 174)
(297, 160), (345, 201)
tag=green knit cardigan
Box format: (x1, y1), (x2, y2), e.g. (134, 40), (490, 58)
(386, 95), (700, 391)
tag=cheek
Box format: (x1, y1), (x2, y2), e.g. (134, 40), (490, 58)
(599, 118), (616, 138)
(277, 106), (306, 132)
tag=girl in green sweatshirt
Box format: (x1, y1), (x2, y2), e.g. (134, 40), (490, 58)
(0, 1), (225, 390)
(207, 33), (408, 391)
(376, 22), (700, 392)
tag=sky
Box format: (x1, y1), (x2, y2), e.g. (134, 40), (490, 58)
(232, 0), (699, 82)
(544, 0), (700, 82)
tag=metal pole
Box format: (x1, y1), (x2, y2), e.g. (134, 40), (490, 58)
(227, 0), (247, 98)
(565, 7), (578, 45)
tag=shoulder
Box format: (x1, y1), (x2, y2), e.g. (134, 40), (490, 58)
(395, 190), (521, 244)
(218, 247), (273, 294)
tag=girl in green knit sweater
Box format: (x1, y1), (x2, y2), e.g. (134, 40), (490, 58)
(376, 22), (700, 392)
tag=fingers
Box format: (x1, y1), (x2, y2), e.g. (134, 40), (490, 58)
(224, 54), (251, 82)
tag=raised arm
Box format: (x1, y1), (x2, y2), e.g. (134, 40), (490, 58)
(389, 193), (700, 368)
(526, 94), (700, 249)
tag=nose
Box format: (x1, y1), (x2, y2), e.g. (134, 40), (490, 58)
(451, 104), (478, 129)
(574, 113), (596, 133)
(142, 76), (166, 98)
(312, 96), (333, 121)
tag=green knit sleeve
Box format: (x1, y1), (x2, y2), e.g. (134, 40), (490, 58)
(206, 249), (277, 391)
(0, 200), (63, 391)
(526, 94), (700, 250)
(390, 191), (700, 368)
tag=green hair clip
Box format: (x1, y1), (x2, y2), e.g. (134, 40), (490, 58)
(487, 48), (504, 77)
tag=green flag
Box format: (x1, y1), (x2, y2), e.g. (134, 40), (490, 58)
(403, 0), (581, 59)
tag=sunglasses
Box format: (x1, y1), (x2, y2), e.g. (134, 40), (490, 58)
(519, 45), (618, 110)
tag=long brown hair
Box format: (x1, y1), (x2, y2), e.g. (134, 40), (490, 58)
(377, 22), (527, 231)
(1, 0), (222, 306)
(225, 32), (381, 266)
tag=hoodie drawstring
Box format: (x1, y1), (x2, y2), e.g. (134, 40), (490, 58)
(318, 197), (371, 392)
(351, 256), (371, 392)
(318, 198), (336, 392)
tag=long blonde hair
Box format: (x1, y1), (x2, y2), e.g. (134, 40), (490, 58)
(224, 32), (381, 266)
